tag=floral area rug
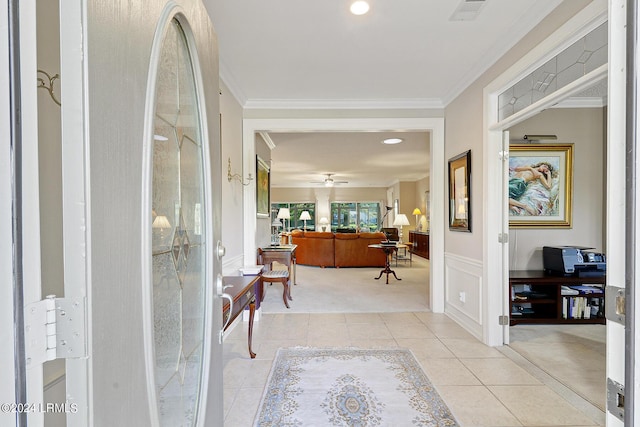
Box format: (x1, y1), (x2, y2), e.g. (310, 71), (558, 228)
(254, 348), (458, 426)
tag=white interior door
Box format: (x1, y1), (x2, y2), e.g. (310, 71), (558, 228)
(58, 1), (223, 426)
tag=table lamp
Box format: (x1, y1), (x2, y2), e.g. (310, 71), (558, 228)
(412, 208), (422, 230)
(319, 217), (329, 232)
(392, 214), (410, 243)
(299, 210), (311, 231)
(277, 208), (291, 230)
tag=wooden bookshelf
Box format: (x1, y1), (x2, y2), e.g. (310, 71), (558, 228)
(509, 270), (606, 326)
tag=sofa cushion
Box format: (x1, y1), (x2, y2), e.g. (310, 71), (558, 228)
(302, 231), (334, 239)
(334, 232), (359, 240)
(291, 231), (335, 267)
(334, 232), (386, 267)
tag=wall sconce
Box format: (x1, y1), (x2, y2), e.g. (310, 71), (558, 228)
(227, 157), (253, 186)
(37, 69), (61, 106)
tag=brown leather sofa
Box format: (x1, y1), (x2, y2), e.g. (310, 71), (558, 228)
(291, 230), (386, 268)
(291, 231), (335, 267)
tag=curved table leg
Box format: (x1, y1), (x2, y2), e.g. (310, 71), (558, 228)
(282, 280), (290, 308)
(248, 298), (256, 359)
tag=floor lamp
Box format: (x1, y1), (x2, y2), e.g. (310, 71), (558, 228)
(412, 208), (422, 231)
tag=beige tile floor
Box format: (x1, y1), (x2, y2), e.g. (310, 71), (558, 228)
(222, 311), (605, 426)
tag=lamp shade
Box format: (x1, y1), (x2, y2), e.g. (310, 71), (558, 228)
(152, 215), (171, 229)
(299, 211), (311, 221)
(393, 214), (410, 226)
(277, 208), (291, 219)
(412, 208), (422, 216)
(319, 217), (329, 224)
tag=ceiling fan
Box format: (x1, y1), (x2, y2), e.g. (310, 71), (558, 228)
(310, 173), (348, 187)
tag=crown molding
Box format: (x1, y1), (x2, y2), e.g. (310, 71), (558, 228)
(258, 132), (276, 149)
(442, 0), (563, 106)
(219, 60), (247, 106)
(243, 98), (445, 110)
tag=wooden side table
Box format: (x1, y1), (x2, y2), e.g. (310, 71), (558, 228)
(368, 244), (401, 284)
(222, 275), (261, 359)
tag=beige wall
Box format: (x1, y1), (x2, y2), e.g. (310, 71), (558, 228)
(37, 0), (63, 298)
(220, 80), (245, 266)
(414, 176), (429, 231)
(507, 108), (606, 270)
(443, 0), (593, 261)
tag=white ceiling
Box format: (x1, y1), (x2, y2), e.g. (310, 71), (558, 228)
(203, 0), (588, 188)
(267, 131), (430, 188)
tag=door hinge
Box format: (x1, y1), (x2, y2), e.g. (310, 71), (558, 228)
(607, 378), (625, 421)
(498, 233), (509, 243)
(498, 315), (509, 325)
(499, 150), (509, 161)
(24, 296), (87, 368)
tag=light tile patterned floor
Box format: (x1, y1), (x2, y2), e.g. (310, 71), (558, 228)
(222, 311), (605, 427)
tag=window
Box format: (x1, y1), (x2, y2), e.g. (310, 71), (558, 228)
(271, 202), (316, 231)
(330, 202), (380, 232)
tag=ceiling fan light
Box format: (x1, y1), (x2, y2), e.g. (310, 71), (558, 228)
(350, 1), (370, 15)
(382, 138), (403, 145)
(325, 180), (334, 187)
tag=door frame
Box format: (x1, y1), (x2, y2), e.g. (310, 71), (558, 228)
(2, 0), (46, 425)
(242, 117), (446, 313)
(482, 0), (608, 344)
(484, 0), (627, 424)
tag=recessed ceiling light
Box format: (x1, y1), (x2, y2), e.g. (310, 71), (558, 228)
(350, 1), (370, 15)
(382, 138), (403, 145)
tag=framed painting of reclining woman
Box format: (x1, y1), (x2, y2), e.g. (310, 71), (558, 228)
(508, 143), (573, 228)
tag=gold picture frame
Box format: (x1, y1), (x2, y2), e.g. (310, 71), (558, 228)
(256, 156), (270, 217)
(448, 150), (471, 232)
(508, 143), (573, 228)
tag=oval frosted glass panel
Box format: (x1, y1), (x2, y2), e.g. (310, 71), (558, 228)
(151, 19), (206, 426)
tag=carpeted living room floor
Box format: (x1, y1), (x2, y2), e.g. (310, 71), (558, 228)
(222, 257), (606, 426)
(260, 255), (431, 313)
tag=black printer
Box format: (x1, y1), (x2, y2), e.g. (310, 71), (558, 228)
(542, 246), (606, 277)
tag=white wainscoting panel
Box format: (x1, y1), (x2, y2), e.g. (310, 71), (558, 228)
(222, 253), (246, 276)
(444, 253), (483, 339)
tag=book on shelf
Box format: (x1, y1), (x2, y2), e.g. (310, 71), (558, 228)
(562, 295), (603, 319)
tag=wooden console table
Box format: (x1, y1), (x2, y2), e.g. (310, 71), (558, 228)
(222, 275), (261, 359)
(509, 270), (606, 326)
(409, 231), (429, 259)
